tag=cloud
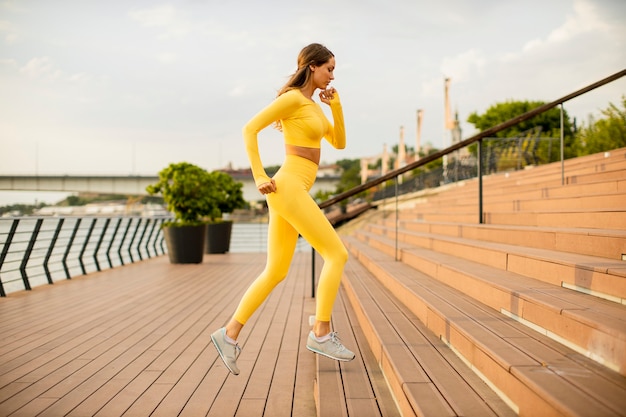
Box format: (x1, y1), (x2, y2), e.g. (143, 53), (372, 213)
(0, 58), (17, 68)
(155, 52), (177, 64)
(0, 19), (17, 44)
(228, 84), (247, 97)
(19, 56), (56, 78)
(14, 56), (98, 85)
(67, 72), (92, 83)
(419, 48), (486, 100)
(0, 1), (28, 13)
(523, 0), (609, 52)
(128, 5), (193, 40)
(441, 49), (486, 83)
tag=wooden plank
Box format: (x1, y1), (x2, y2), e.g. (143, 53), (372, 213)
(44, 256), (254, 412)
(206, 259), (291, 416)
(236, 399), (267, 417)
(264, 258), (310, 417)
(291, 296), (318, 417)
(0, 253), (326, 417)
(21, 261), (242, 416)
(332, 289), (381, 417)
(340, 288), (402, 417)
(237, 259), (299, 412)
(0, 262), (169, 366)
(333, 291), (374, 399)
(315, 354), (348, 417)
(96, 370), (163, 417)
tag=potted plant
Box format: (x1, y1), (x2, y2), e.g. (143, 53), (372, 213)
(203, 170), (246, 254)
(146, 162), (245, 263)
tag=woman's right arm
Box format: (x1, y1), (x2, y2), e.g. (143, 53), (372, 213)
(242, 91), (299, 187)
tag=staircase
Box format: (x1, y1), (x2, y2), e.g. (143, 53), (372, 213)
(320, 148), (626, 417)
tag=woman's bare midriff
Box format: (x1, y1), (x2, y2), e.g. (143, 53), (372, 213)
(285, 144), (320, 165)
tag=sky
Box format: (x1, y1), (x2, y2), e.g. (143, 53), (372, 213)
(0, 0), (625, 205)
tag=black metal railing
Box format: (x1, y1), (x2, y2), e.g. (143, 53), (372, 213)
(0, 216), (170, 296)
(310, 68), (626, 296)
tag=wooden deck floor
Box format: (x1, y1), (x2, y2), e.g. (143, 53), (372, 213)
(0, 252), (347, 417)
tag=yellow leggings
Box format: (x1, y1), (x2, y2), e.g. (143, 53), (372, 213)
(233, 155), (348, 324)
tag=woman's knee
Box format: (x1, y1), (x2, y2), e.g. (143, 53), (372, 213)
(266, 272), (288, 286)
(338, 244), (349, 264)
(323, 243), (348, 266)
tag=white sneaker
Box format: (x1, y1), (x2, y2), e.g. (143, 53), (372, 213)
(211, 328), (241, 375)
(306, 331), (355, 362)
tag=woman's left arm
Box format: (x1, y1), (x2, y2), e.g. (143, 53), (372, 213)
(321, 90), (346, 149)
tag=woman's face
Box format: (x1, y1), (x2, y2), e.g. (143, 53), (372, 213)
(311, 57), (335, 90)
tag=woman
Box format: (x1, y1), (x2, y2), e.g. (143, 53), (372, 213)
(211, 43), (354, 375)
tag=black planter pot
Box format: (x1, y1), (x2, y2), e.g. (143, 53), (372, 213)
(206, 221), (233, 254)
(163, 224), (207, 264)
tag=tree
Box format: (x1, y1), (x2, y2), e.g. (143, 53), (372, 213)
(0, 202), (47, 216)
(467, 100), (576, 169)
(313, 189), (334, 204)
(264, 165), (281, 177)
(334, 158), (361, 194)
(314, 158), (365, 207)
(576, 96), (626, 155)
(391, 143), (414, 155)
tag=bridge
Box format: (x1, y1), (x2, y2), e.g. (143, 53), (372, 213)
(0, 173), (340, 203)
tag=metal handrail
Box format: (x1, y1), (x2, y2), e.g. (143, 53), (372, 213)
(0, 215), (169, 296)
(320, 69), (626, 209)
(310, 68), (626, 297)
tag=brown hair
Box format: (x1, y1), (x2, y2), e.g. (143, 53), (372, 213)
(277, 43), (334, 97)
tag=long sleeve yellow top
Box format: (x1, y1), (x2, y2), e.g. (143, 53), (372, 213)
(243, 88), (346, 186)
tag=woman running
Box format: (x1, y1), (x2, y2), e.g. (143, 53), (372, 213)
(211, 43), (354, 375)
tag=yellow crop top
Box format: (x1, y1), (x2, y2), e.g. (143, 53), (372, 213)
(243, 88), (346, 186)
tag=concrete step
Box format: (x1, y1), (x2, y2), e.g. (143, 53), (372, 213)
(406, 169), (625, 209)
(384, 219), (626, 261)
(341, 256), (516, 417)
(407, 150), (625, 207)
(374, 221), (626, 295)
(484, 209), (626, 230)
(414, 193), (626, 213)
(352, 228), (626, 376)
(477, 148), (626, 187)
(343, 236), (626, 417)
(398, 209), (626, 230)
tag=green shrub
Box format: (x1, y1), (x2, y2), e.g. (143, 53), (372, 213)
(146, 162), (246, 226)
